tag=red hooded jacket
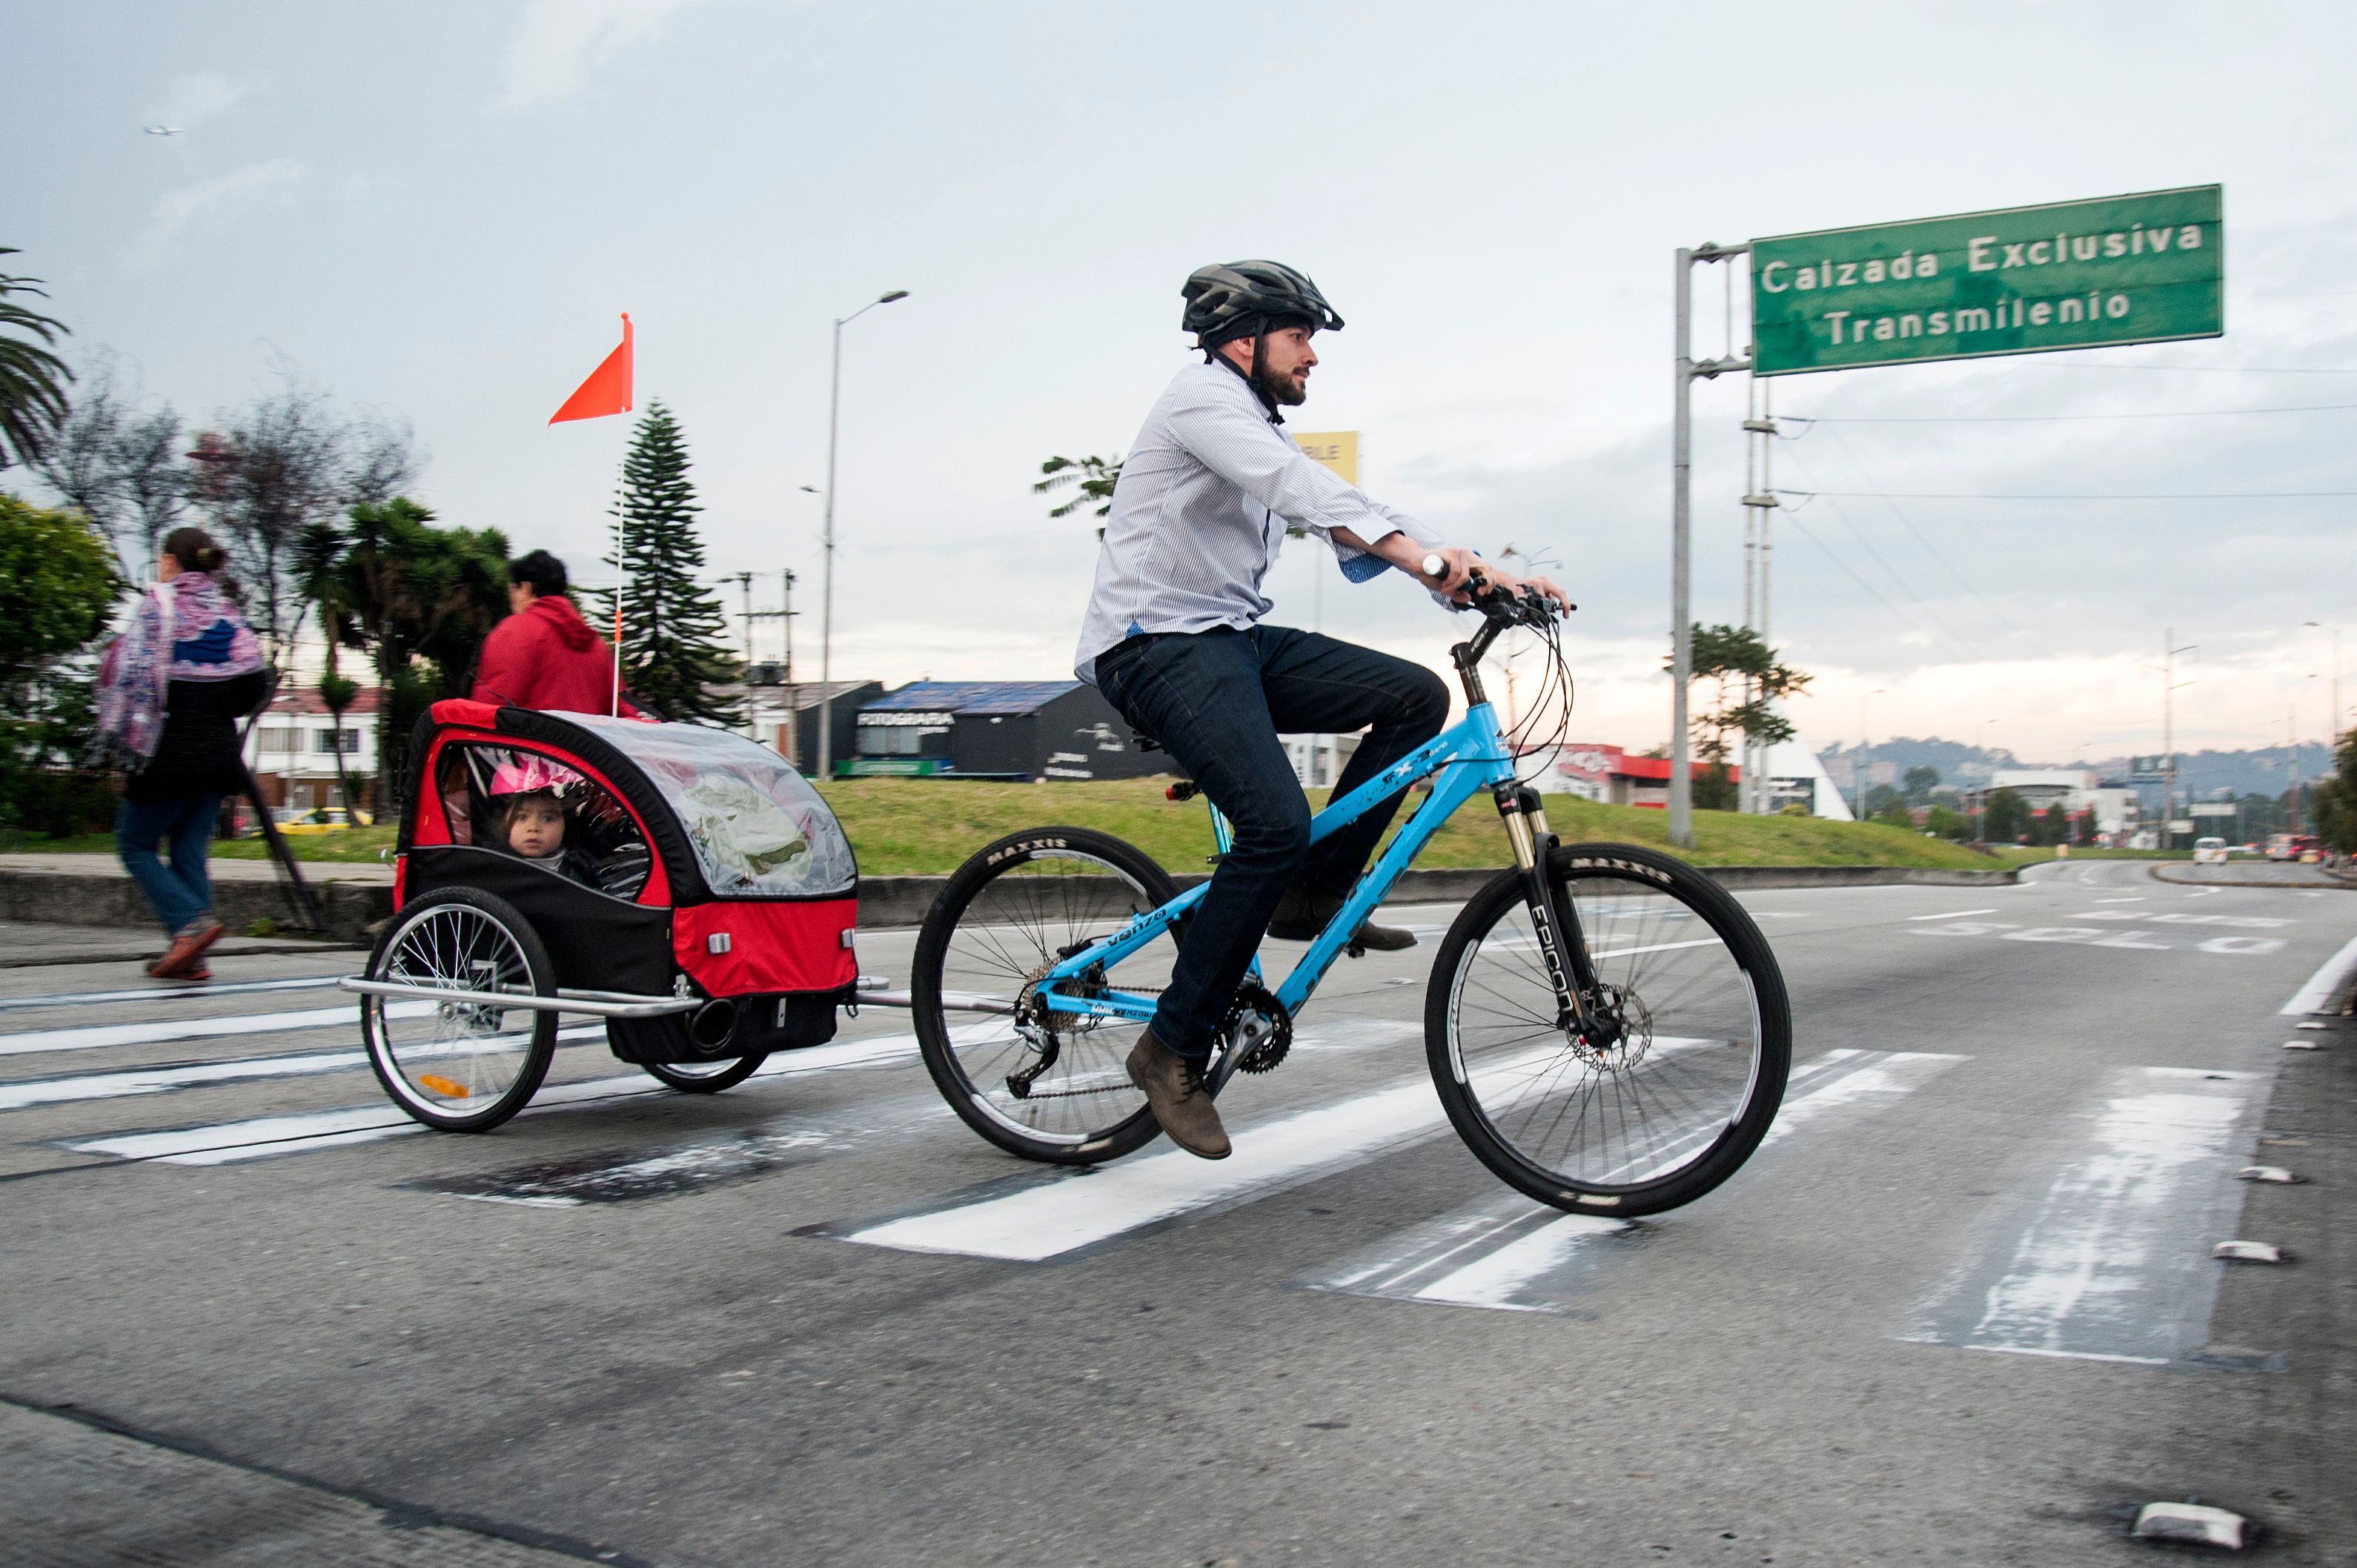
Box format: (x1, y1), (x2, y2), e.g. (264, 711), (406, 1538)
(471, 595), (641, 717)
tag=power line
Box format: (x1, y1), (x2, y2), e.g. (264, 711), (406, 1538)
(2009, 363), (2357, 373)
(1780, 488), (2357, 501)
(1787, 479), (1989, 664)
(1817, 423), (2058, 661)
(1780, 401), (2357, 424)
(1777, 505), (1942, 646)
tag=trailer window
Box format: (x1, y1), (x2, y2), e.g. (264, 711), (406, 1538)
(438, 743), (652, 900)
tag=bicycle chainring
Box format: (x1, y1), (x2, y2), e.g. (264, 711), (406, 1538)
(1219, 983), (1293, 1074)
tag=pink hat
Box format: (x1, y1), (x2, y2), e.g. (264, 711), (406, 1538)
(488, 754), (583, 797)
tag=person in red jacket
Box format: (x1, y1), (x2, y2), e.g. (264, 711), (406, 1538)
(472, 551), (642, 717)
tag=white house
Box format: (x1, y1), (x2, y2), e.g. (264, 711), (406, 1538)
(242, 686), (380, 819)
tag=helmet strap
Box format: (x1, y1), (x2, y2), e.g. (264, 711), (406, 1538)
(1247, 324), (1283, 422)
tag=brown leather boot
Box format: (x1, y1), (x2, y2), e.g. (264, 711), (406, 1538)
(1125, 1029), (1230, 1160)
(1264, 886), (1417, 950)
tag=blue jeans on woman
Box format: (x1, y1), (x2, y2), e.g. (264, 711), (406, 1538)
(1095, 624), (1449, 1060)
(116, 794), (224, 936)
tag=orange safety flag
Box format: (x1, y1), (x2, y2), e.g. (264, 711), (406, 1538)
(548, 313), (633, 424)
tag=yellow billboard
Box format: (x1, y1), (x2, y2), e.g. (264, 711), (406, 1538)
(1291, 431), (1358, 486)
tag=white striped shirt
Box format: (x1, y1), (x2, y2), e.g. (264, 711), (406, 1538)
(1073, 359), (1445, 682)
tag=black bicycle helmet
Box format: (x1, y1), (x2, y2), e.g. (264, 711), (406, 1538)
(1181, 260), (1344, 348)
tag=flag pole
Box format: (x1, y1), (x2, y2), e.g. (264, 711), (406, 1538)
(547, 312), (635, 718)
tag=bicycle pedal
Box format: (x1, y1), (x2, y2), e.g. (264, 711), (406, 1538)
(1345, 940), (1366, 959)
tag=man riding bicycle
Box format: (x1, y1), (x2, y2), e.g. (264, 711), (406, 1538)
(1077, 259), (1569, 1160)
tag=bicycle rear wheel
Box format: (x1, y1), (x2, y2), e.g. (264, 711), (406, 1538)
(1426, 842), (1789, 1216)
(912, 827), (1181, 1164)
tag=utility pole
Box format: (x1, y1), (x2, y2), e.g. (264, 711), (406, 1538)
(1670, 241), (1751, 848)
(1855, 688), (1883, 822)
(2287, 704), (2301, 834)
(1740, 382), (1778, 813)
(2154, 628), (2197, 851)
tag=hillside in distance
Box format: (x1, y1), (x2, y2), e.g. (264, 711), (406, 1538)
(1820, 736), (2321, 801)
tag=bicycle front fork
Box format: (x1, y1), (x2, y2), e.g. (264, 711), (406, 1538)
(1493, 784), (1599, 1032)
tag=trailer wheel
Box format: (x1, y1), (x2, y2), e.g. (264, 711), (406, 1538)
(362, 887), (558, 1132)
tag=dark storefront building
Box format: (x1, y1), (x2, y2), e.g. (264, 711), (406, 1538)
(845, 681), (1167, 780)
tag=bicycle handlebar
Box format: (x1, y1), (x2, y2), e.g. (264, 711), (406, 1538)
(1420, 554), (1572, 626)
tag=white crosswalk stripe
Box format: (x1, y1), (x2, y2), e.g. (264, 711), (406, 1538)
(0, 1003), (397, 1058)
(0, 975), (349, 1014)
(61, 1031), (921, 1165)
(1304, 1049), (1966, 1313)
(1899, 1066), (2264, 1366)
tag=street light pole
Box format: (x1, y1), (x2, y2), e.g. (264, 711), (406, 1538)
(817, 289), (909, 783)
(1855, 688), (1883, 823)
(2306, 620), (2340, 750)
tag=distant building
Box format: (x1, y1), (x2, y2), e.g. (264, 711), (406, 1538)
(1519, 743), (1740, 809)
(242, 686), (379, 818)
(846, 681), (1166, 780)
(1523, 739), (1854, 820)
(738, 680), (884, 777)
(1285, 733), (1362, 791)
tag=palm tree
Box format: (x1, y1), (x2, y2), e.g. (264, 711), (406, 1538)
(0, 248), (73, 470)
(1035, 454), (1122, 537)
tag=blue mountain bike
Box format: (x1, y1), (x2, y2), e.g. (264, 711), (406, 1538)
(910, 584), (1791, 1216)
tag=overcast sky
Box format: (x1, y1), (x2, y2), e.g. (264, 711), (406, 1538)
(9, 1), (2356, 762)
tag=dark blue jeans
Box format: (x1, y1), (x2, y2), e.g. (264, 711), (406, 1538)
(1095, 625), (1449, 1058)
(116, 794), (224, 936)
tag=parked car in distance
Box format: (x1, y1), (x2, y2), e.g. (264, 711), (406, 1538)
(279, 807), (358, 836)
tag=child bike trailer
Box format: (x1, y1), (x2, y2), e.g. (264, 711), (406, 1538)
(341, 699), (858, 1131)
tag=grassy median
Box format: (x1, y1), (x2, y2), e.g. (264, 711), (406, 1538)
(15, 777), (2129, 875)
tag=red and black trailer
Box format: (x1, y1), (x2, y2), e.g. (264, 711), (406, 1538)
(340, 699), (859, 1131)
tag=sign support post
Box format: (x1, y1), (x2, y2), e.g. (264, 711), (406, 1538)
(1671, 242), (1750, 848)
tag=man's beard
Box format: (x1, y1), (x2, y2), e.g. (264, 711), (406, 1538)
(1255, 362), (1309, 407)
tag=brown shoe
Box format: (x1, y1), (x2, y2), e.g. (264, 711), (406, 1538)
(148, 917), (225, 980)
(1126, 1029), (1230, 1160)
(1265, 886), (1417, 951)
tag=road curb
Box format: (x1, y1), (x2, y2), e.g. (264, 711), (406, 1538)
(0, 867), (387, 945)
(2147, 864), (2357, 891)
(3, 860), (2021, 940)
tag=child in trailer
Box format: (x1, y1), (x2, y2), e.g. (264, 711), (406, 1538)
(487, 757), (603, 889)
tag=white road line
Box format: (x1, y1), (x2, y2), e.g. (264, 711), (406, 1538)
(1903, 1066), (2261, 1366)
(62, 1031), (924, 1165)
(840, 1069), (1476, 1262)
(2279, 932), (2357, 1015)
(0, 1003), (397, 1058)
(1909, 908), (1997, 921)
(835, 1044), (1574, 1263)
(1586, 937), (1723, 960)
(1308, 1049), (1965, 1313)
(0, 1049), (367, 1110)
(0, 976), (350, 1014)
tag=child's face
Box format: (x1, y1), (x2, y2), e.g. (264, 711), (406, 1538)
(506, 797), (566, 859)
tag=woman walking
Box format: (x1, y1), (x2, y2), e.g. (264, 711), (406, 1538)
(94, 527), (267, 980)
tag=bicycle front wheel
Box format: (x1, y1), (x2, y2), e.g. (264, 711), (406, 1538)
(1427, 842), (1790, 1216)
(911, 826), (1180, 1165)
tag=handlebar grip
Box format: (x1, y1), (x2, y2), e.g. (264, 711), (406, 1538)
(1420, 554), (1446, 579)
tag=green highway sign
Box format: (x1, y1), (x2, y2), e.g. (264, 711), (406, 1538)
(1751, 185), (2222, 376)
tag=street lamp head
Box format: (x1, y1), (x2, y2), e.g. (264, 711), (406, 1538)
(798, 485), (821, 494)
(878, 290), (909, 304)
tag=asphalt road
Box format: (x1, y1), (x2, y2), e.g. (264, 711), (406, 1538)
(2, 860), (2351, 1567)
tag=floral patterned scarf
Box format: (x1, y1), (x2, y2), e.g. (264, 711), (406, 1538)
(93, 572), (265, 771)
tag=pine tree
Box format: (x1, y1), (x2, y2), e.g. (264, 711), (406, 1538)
(600, 401), (740, 726)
